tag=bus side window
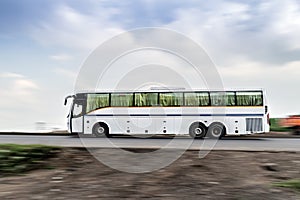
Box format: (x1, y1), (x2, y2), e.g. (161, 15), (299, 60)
(236, 91), (263, 106)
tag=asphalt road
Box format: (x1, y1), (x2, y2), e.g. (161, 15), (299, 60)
(0, 134), (299, 151)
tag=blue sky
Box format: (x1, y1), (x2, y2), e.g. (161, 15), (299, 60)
(0, 0), (300, 131)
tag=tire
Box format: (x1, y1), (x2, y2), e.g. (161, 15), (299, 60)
(207, 123), (226, 139)
(189, 122), (207, 139)
(292, 126), (300, 135)
(70, 132), (79, 136)
(92, 123), (110, 138)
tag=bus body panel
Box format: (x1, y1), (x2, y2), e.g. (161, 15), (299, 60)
(66, 89), (270, 136)
(81, 106), (266, 135)
(72, 116), (83, 133)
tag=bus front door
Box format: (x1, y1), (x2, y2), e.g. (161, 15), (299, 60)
(71, 100), (84, 133)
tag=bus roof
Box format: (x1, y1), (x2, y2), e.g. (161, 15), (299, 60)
(74, 88), (265, 94)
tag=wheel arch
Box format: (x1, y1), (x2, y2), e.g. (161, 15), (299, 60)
(189, 121), (208, 130)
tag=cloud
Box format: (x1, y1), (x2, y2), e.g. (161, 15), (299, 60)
(50, 53), (73, 61)
(12, 79), (39, 94)
(0, 72), (39, 104)
(7, 0), (300, 122)
(54, 67), (78, 82)
(0, 72), (25, 79)
(219, 59), (300, 79)
(261, 0), (300, 50)
(0, 72), (42, 130)
(30, 4), (124, 50)
(166, 0), (300, 67)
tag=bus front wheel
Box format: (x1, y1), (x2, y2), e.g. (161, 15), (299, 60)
(189, 122), (207, 139)
(207, 123), (226, 139)
(92, 123), (110, 138)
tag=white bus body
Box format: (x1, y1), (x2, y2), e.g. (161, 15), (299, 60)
(65, 89), (270, 138)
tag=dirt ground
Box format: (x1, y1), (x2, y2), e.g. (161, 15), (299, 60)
(0, 148), (299, 200)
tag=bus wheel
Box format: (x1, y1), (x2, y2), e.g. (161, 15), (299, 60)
(291, 126), (300, 135)
(93, 123), (110, 138)
(189, 122), (206, 139)
(207, 123), (226, 139)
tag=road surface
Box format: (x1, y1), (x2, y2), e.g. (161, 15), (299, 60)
(0, 135), (299, 151)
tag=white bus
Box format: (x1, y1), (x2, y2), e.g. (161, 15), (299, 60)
(64, 89), (270, 138)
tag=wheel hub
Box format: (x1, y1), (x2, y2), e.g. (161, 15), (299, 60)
(212, 127), (221, 137)
(97, 127), (105, 134)
(194, 127), (202, 135)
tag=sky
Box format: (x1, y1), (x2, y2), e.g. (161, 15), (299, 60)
(0, 0), (300, 131)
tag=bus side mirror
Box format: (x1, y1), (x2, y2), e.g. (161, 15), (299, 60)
(64, 95), (75, 106)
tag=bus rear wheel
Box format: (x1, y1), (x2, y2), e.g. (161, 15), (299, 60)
(207, 123), (226, 139)
(189, 122), (207, 139)
(93, 123), (110, 138)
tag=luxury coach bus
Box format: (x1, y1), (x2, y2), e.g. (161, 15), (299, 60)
(64, 89), (270, 139)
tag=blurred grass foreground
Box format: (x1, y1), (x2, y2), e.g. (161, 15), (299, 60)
(0, 144), (60, 175)
(274, 179), (300, 192)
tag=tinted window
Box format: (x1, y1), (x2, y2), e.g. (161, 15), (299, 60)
(210, 92), (236, 106)
(184, 92), (209, 106)
(135, 93), (158, 106)
(159, 93), (183, 106)
(236, 91), (263, 106)
(86, 94), (109, 112)
(111, 93), (133, 107)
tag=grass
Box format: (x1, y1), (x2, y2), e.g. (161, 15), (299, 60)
(0, 144), (60, 175)
(273, 179), (300, 192)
